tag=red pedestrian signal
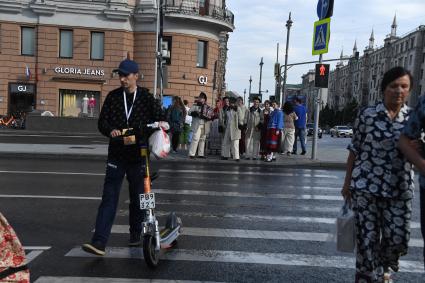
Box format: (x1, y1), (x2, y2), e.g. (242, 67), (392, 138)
(315, 63), (330, 88)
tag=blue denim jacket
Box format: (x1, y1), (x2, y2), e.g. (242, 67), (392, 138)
(267, 109), (284, 130)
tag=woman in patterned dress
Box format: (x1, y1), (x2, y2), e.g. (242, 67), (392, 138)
(341, 67), (414, 283)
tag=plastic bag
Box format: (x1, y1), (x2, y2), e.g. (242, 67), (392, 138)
(336, 201), (356, 253)
(149, 128), (170, 159)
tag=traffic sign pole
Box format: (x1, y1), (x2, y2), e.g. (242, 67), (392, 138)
(311, 54), (323, 160)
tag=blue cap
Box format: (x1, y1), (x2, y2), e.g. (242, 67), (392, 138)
(113, 59), (139, 75)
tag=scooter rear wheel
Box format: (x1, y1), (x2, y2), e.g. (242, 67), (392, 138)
(143, 235), (159, 268)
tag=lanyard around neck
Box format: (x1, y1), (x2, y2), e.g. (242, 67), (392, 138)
(123, 89), (137, 126)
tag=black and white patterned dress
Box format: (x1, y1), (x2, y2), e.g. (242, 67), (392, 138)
(348, 102), (413, 282)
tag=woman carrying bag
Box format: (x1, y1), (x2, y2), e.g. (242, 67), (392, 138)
(341, 67), (415, 283)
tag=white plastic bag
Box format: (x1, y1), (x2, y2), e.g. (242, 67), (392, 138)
(149, 128), (170, 159)
(336, 201), (356, 253)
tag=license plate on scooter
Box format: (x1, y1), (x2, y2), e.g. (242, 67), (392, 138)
(140, 193), (156, 209)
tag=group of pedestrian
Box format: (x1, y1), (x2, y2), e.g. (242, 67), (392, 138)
(341, 66), (425, 283)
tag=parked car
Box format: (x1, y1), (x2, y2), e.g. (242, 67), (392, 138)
(306, 123), (322, 138)
(330, 125), (353, 138)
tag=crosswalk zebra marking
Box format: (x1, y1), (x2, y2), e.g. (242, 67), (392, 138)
(109, 225), (424, 247)
(117, 210), (422, 229)
(159, 169), (339, 179)
(65, 247), (424, 274)
(34, 276), (225, 283)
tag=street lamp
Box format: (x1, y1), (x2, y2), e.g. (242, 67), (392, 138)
(281, 12), (293, 105)
(259, 57), (264, 96)
(249, 76), (252, 95)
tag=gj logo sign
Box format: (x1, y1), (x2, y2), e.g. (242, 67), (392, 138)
(198, 76), (208, 85)
(10, 83), (35, 94)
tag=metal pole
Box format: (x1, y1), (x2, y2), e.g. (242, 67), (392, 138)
(249, 76), (252, 95)
(282, 12), (293, 106)
(275, 43), (280, 101)
(244, 89), (247, 106)
(259, 57), (264, 97)
(153, 0), (160, 99)
(312, 54), (323, 160)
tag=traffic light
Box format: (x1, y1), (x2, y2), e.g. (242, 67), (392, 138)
(315, 63), (330, 88)
(274, 63), (281, 79)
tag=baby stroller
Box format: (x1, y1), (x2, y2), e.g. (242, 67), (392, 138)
(0, 213), (29, 282)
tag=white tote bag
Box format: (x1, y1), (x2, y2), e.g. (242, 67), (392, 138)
(336, 201), (356, 253)
(149, 128), (170, 159)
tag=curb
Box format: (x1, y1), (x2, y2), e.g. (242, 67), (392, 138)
(0, 152), (347, 170)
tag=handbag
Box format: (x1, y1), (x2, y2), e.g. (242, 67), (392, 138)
(336, 201), (356, 253)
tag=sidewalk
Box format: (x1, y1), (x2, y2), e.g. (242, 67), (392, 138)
(0, 129), (348, 169)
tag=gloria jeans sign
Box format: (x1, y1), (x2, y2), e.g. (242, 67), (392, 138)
(54, 66), (105, 76)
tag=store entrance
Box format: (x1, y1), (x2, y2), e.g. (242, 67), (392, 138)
(8, 83), (36, 115)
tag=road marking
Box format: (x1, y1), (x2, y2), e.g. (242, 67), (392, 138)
(129, 199), (341, 213)
(0, 170), (103, 176)
(0, 194), (101, 200)
(65, 247), (424, 273)
(110, 225), (424, 247)
(118, 210), (422, 229)
(0, 134), (100, 138)
(159, 169), (339, 179)
(156, 179), (344, 191)
(154, 189), (343, 201)
(34, 277), (225, 283)
(24, 246), (51, 264)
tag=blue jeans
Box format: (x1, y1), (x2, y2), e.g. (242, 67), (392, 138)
(92, 159), (145, 246)
(293, 128), (306, 153)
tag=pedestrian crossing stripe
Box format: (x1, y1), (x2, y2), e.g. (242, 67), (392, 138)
(34, 277), (225, 283)
(24, 246), (51, 264)
(65, 247), (424, 274)
(117, 210), (422, 229)
(312, 17), (331, 55)
(109, 225), (424, 247)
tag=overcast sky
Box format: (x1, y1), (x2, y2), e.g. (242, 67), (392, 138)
(225, 0), (425, 100)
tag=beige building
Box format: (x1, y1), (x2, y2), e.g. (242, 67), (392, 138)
(0, 0), (234, 118)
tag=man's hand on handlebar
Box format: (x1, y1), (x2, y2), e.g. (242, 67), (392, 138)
(110, 129), (122, 137)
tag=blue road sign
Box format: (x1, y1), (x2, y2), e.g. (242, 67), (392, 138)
(317, 0), (334, 20)
(312, 18), (331, 55)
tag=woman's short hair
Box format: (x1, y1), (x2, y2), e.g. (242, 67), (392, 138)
(381, 66), (413, 93)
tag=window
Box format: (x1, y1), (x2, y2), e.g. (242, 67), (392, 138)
(409, 54), (413, 65)
(197, 40), (207, 68)
(60, 30), (73, 58)
(410, 38), (415, 49)
(90, 32), (104, 60)
(162, 37), (172, 65)
(21, 27), (35, 56)
(59, 89), (100, 118)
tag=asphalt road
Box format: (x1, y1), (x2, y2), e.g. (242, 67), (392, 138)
(0, 157), (423, 282)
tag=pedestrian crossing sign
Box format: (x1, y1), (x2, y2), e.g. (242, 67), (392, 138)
(312, 18), (331, 55)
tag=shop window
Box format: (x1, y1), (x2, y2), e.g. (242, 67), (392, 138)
(197, 40), (208, 68)
(91, 32), (104, 60)
(21, 27), (35, 56)
(60, 30), (73, 58)
(59, 89), (100, 118)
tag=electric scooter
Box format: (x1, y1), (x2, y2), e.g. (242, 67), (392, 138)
(138, 124), (182, 268)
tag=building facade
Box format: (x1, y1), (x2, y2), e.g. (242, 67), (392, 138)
(327, 18), (425, 110)
(0, 0), (234, 118)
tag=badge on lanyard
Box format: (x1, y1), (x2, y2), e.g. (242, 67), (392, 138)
(123, 90), (137, 145)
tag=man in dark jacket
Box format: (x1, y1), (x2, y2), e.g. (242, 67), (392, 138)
(82, 59), (165, 256)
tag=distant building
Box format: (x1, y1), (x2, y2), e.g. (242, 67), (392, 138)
(327, 17), (425, 110)
(0, 0), (234, 117)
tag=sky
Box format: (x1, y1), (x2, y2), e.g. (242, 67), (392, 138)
(225, 0), (425, 100)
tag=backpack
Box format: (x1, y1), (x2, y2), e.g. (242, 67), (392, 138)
(0, 213), (30, 282)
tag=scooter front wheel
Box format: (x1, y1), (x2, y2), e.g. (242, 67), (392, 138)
(143, 235), (159, 268)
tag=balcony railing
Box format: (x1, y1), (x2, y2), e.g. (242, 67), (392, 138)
(164, 0), (234, 27)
